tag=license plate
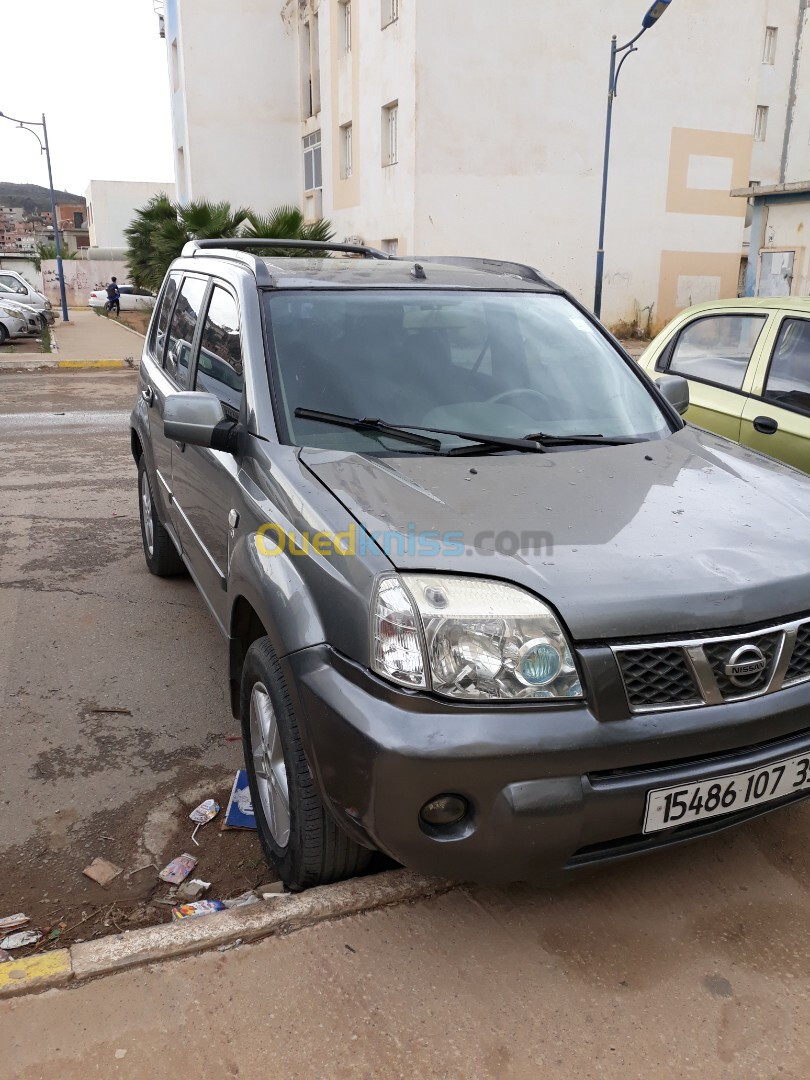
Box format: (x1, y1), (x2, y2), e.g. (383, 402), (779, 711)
(644, 752), (810, 833)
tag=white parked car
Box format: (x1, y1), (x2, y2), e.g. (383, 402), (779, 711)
(0, 301), (33, 345)
(88, 285), (157, 311)
(0, 270), (54, 324)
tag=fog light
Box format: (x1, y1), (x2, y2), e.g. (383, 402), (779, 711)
(420, 795), (468, 827)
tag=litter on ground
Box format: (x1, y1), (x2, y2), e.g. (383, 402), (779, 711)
(1, 930), (42, 950)
(223, 770), (257, 829)
(82, 858), (124, 889)
(171, 900), (225, 920)
(158, 854), (198, 885)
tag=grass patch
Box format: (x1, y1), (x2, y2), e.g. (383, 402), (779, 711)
(39, 323), (52, 353)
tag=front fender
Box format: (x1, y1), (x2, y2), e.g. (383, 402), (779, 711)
(227, 529), (326, 660)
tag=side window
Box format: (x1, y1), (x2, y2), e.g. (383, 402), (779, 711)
(165, 276), (207, 386)
(194, 286), (244, 420)
(668, 314), (767, 392)
(151, 272), (180, 363)
(763, 318), (810, 416)
(0, 274), (26, 294)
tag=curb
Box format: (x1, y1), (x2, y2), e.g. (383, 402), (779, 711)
(0, 869), (454, 998)
(0, 358), (134, 372)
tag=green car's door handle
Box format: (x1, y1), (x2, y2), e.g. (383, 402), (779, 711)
(753, 416), (779, 435)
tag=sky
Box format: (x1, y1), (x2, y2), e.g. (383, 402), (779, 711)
(0, 1), (174, 197)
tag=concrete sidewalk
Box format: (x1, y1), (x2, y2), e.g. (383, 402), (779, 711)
(52, 308), (143, 361)
(4, 816), (810, 1078)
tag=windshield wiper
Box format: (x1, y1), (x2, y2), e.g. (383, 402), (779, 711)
(523, 432), (645, 446)
(294, 409), (442, 450)
(295, 409), (546, 454)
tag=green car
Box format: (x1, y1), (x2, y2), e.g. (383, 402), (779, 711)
(639, 298), (810, 474)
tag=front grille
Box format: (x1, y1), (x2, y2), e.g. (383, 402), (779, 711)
(703, 632), (781, 698)
(786, 625), (810, 684)
(617, 648), (700, 708)
(612, 617), (810, 713)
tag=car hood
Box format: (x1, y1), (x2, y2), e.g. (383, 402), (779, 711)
(301, 427), (810, 641)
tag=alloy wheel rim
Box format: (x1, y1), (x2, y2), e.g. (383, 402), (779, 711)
(249, 682), (290, 847)
(140, 471), (154, 556)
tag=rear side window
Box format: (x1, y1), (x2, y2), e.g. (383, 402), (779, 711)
(764, 318), (810, 415)
(668, 314), (767, 391)
(151, 272), (180, 363)
(194, 286), (244, 420)
(165, 276), (207, 387)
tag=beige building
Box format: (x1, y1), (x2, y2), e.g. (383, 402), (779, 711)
(161, 0), (810, 330)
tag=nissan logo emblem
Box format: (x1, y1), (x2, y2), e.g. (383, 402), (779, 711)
(724, 644), (768, 688)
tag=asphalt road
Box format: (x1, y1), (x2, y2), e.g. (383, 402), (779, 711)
(2, 371), (810, 1078)
(0, 371), (266, 943)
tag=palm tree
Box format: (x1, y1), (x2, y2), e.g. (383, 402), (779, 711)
(124, 194), (179, 292)
(32, 241), (78, 272)
(125, 198), (335, 293)
(241, 205), (334, 256)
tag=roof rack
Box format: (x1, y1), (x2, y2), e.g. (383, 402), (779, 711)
(181, 238), (390, 259)
(400, 255), (557, 289)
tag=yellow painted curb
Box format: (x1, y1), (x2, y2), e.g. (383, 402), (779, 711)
(55, 360), (128, 369)
(0, 949), (72, 998)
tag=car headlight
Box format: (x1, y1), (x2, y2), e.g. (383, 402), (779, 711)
(45, 299), (52, 308)
(371, 574), (583, 701)
(1, 305), (27, 320)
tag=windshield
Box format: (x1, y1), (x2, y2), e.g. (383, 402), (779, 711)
(265, 290), (672, 453)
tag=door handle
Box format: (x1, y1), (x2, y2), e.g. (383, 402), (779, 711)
(753, 415), (778, 435)
(141, 387), (154, 406)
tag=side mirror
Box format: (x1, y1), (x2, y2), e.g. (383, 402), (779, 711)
(163, 391), (239, 452)
(656, 374), (690, 416)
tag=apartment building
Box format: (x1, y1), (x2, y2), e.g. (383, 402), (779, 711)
(85, 180), (176, 248)
(161, 0), (810, 329)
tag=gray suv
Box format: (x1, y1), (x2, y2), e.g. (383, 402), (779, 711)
(131, 239), (810, 891)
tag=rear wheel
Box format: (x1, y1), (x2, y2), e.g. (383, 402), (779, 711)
(241, 637), (373, 891)
(137, 457), (184, 576)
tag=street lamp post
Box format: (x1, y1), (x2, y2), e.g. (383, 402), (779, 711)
(593, 0), (674, 321)
(0, 110), (69, 322)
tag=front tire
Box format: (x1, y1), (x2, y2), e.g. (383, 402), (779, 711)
(137, 457), (184, 576)
(241, 637), (373, 890)
(0, 324), (8, 346)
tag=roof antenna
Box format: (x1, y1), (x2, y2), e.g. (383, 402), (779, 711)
(410, 262), (427, 280)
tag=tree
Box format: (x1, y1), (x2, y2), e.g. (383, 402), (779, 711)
(32, 241), (78, 272)
(125, 197), (335, 293)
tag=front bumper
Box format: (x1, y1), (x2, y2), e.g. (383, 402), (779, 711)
(287, 645), (810, 881)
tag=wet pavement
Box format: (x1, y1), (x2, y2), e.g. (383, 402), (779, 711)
(0, 371), (267, 949)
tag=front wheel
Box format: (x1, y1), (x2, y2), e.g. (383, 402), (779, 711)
(137, 457), (184, 576)
(0, 324), (8, 346)
(241, 637), (373, 891)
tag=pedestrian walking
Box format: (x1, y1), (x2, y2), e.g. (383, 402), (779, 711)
(105, 277), (121, 316)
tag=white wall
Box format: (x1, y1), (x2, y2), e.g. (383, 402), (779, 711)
(86, 180), (175, 248)
(411, 0), (763, 328)
(40, 260), (128, 308)
(0, 255), (41, 291)
(167, 0), (302, 212)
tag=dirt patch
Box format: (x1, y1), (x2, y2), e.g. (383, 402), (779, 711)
(1, 766), (274, 961)
(94, 309), (149, 337)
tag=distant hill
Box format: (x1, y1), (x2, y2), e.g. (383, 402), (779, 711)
(0, 182), (85, 213)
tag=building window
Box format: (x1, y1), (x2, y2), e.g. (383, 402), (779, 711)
(311, 13), (321, 114)
(382, 0), (399, 28)
(763, 26), (778, 65)
(382, 238), (398, 255)
(301, 20), (313, 118)
(303, 131), (323, 191)
(754, 105), (769, 142)
(171, 39), (180, 92)
(340, 0), (352, 56)
(382, 101), (398, 166)
(340, 123), (353, 179)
